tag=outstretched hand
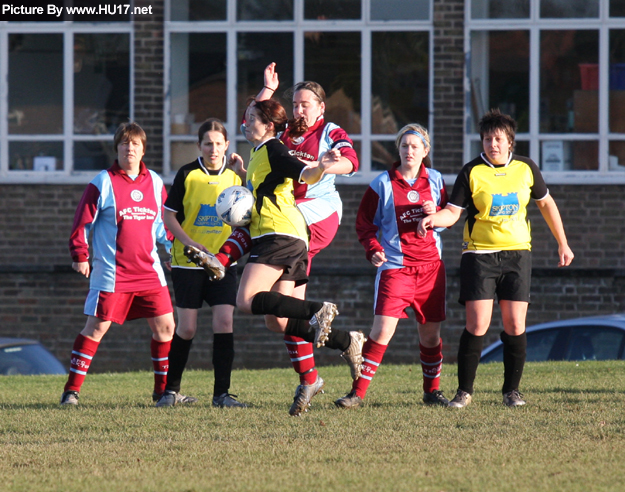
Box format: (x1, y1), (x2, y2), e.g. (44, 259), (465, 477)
(228, 152), (247, 177)
(264, 62), (279, 91)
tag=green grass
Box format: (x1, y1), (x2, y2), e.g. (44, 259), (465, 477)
(2, 362), (625, 492)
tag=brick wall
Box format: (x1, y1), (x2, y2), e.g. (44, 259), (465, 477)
(1, 182), (623, 372)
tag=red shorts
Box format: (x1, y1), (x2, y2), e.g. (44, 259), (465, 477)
(84, 286), (173, 325)
(374, 260), (446, 324)
(307, 212), (340, 274)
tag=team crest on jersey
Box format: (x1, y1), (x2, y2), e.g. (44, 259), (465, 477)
(291, 137), (305, 145)
(194, 203), (222, 227)
(407, 190), (420, 203)
(490, 192), (519, 216)
(130, 190), (143, 202)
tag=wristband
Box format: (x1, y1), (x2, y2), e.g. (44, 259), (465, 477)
(263, 86), (276, 92)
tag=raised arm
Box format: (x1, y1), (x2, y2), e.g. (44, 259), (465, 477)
(255, 62), (279, 102)
(535, 195), (574, 267)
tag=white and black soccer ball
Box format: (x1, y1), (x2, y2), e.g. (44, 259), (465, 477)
(215, 185), (254, 227)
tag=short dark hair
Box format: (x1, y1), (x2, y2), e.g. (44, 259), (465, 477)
(113, 122), (147, 152)
(197, 118), (228, 143)
(479, 109), (517, 151)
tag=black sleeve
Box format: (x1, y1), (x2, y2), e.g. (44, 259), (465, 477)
(265, 140), (308, 181)
(448, 160), (476, 208)
(519, 155), (549, 200)
(164, 163), (190, 213)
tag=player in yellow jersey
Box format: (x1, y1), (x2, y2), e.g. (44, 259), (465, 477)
(158, 119), (247, 408)
(418, 109), (574, 408)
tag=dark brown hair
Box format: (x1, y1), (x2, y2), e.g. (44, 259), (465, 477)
(197, 118), (228, 143)
(284, 81), (326, 141)
(113, 122), (146, 152)
(479, 109), (517, 151)
(252, 99), (288, 135)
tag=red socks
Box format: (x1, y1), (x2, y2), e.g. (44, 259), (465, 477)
(216, 227), (252, 267)
(284, 335), (318, 385)
(151, 338), (171, 396)
(64, 334), (100, 392)
(420, 339), (443, 393)
(352, 338), (387, 399)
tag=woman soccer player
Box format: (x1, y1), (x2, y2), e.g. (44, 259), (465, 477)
(335, 123), (450, 409)
(418, 109), (574, 408)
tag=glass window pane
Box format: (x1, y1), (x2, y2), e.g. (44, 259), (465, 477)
(540, 30), (599, 134)
(565, 327), (624, 361)
(371, 0), (430, 20)
(609, 141), (625, 171)
(372, 140), (397, 171)
(170, 33), (227, 136)
(171, 142), (201, 172)
(237, 33), (293, 120)
(541, 0), (599, 18)
(9, 141), (63, 171)
(305, 32), (361, 134)
(372, 32), (429, 135)
(526, 329), (561, 362)
(611, 0), (625, 17)
(74, 141), (115, 171)
(305, 0), (361, 20)
(171, 0), (227, 21)
(610, 30), (625, 133)
(9, 34), (63, 135)
(74, 34), (130, 135)
(540, 140), (597, 171)
(471, 0), (529, 19)
(470, 31), (530, 133)
(237, 0), (293, 21)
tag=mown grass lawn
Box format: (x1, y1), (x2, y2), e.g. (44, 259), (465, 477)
(1, 361), (625, 492)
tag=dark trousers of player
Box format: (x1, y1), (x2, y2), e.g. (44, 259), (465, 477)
(251, 291), (350, 351)
(456, 328), (527, 394)
(165, 332), (234, 397)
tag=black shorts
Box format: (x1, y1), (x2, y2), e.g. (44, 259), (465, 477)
(247, 235), (309, 286)
(171, 266), (237, 309)
(459, 250), (531, 304)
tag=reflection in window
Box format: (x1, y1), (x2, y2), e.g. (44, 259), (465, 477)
(237, 0), (293, 21)
(540, 30), (599, 134)
(526, 329), (560, 362)
(540, 140), (598, 171)
(74, 34), (129, 135)
(9, 141), (63, 171)
(612, 0), (625, 17)
(471, 0), (529, 19)
(170, 33), (227, 136)
(541, 0), (599, 18)
(305, 0), (360, 20)
(372, 32), (429, 135)
(237, 33), (293, 119)
(610, 30), (625, 134)
(171, 142), (201, 172)
(74, 141), (115, 171)
(171, 0), (227, 21)
(565, 327), (623, 361)
(371, 0), (430, 20)
(371, 140), (397, 171)
(609, 141), (625, 171)
(470, 31), (529, 133)
(9, 34), (63, 135)
(304, 32), (361, 134)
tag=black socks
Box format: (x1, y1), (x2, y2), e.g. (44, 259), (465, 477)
(251, 291), (323, 319)
(213, 333), (235, 397)
(456, 328), (485, 395)
(501, 331), (527, 394)
(165, 333), (193, 393)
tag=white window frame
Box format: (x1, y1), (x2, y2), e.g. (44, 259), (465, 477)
(0, 20), (133, 184)
(465, 0), (625, 184)
(163, 0), (434, 185)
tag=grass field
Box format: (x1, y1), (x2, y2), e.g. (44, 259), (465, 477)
(1, 361), (625, 492)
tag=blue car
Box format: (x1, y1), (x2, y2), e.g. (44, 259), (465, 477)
(480, 314), (625, 363)
(0, 338), (67, 375)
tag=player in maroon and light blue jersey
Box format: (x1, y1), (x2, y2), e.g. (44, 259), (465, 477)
(60, 122), (178, 406)
(335, 123), (451, 409)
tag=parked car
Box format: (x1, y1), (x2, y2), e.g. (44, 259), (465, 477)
(0, 338), (67, 375)
(480, 314), (625, 363)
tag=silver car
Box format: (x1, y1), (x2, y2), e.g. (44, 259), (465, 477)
(0, 338), (67, 375)
(480, 314), (625, 363)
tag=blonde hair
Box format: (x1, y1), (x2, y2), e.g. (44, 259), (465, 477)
(395, 123), (432, 168)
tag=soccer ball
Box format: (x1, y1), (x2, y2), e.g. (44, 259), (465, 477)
(215, 186), (255, 227)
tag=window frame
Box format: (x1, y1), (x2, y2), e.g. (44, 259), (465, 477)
(163, 0), (434, 185)
(0, 20), (133, 184)
(465, 0), (625, 184)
